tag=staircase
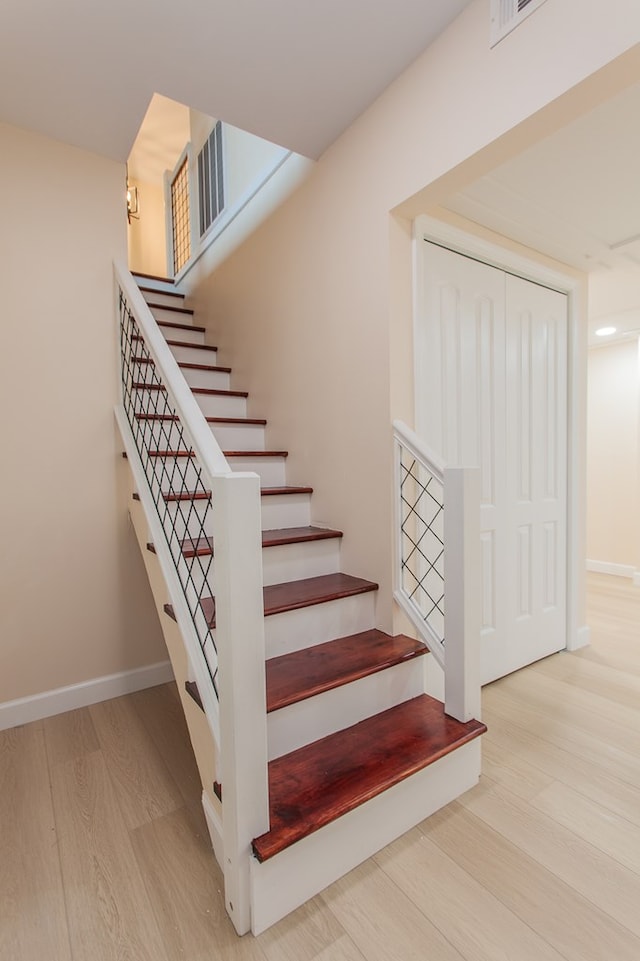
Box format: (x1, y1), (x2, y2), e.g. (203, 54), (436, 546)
(116, 266), (486, 935)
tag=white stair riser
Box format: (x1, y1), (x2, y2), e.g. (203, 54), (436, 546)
(175, 366), (231, 391)
(164, 491), (312, 538)
(168, 343), (217, 365)
(248, 740), (482, 935)
(260, 492), (311, 529)
(159, 324), (204, 345)
(149, 304), (195, 325)
(141, 290), (185, 309)
(267, 656), (427, 760)
(265, 592), (376, 658)
(227, 456), (286, 487)
(194, 392), (247, 419)
(141, 420), (266, 452)
(262, 538), (341, 587)
(129, 359), (228, 391)
(209, 423), (266, 450)
(162, 537), (342, 596)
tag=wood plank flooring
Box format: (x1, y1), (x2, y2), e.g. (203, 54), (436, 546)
(2, 572), (639, 960)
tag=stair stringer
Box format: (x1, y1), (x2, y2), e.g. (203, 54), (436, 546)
(117, 418), (222, 823)
(249, 737), (481, 935)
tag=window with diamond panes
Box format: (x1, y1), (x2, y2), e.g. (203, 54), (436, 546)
(171, 156), (191, 275)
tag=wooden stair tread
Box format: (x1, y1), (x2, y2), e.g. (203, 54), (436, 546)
(152, 526), (343, 559)
(132, 384), (248, 398)
(145, 448), (286, 458)
(261, 486), (313, 496)
(132, 356), (232, 373)
(133, 486), (312, 504)
(165, 339), (218, 351)
(252, 695), (486, 862)
(163, 572), (378, 627)
(147, 301), (194, 316)
(224, 450), (288, 457)
(133, 271), (175, 284)
(138, 284), (183, 299)
(135, 413), (267, 426)
(158, 320), (206, 334)
(266, 630), (427, 713)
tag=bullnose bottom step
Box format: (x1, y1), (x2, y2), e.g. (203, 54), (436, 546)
(252, 694), (487, 862)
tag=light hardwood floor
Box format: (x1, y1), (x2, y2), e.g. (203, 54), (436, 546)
(2, 572), (639, 960)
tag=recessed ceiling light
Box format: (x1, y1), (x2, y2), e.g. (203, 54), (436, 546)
(595, 326), (617, 337)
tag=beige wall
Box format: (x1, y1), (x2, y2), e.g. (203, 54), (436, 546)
(587, 340), (640, 571)
(127, 177), (168, 277)
(190, 0), (640, 632)
(0, 122), (165, 704)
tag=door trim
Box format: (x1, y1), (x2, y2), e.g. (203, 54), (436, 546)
(413, 214), (589, 655)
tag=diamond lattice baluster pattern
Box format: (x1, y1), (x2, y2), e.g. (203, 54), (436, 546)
(399, 448), (445, 648)
(119, 289), (219, 694)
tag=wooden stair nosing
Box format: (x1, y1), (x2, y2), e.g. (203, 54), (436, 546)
(157, 320), (207, 334)
(165, 339), (219, 352)
(132, 486), (313, 504)
(252, 695), (487, 862)
(163, 572), (378, 628)
(266, 630), (428, 713)
(148, 525), (343, 559)
(138, 284), (184, 299)
(147, 301), (194, 316)
(184, 680), (203, 711)
(145, 448), (287, 459)
(132, 384), (249, 398)
(132, 356), (232, 374)
(133, 271), (175, 284)
(135, 413), (267, 426)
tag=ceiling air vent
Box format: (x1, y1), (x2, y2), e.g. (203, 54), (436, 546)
(490, 0), (550, 47)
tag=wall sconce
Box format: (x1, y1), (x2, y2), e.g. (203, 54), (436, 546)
(127, 183), (139, 223)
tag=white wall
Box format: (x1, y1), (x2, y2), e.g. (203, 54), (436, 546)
(188, 0), (640, 635)
(0, 122), (166, 706)
(587, 340), (640, 575)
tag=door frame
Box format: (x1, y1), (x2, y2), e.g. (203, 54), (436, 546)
(413, 214), (590, 656)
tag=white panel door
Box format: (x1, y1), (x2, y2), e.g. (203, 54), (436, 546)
(417, 242), (567, 683)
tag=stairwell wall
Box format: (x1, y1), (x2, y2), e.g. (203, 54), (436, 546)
(187, 0), (640, 633)
(0, 122), (166, 710)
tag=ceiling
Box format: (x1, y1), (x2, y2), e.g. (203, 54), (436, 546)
(0, 0), (472, 163)
(442, 81), (640, 345)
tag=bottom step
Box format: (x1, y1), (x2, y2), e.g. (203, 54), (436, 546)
(253, 694), (486, 862)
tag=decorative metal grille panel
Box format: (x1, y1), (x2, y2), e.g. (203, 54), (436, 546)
(398, 446), (445, 646)
(198, 121), (224, 237)
(171, 156), (191, 275)
(119, 287), (218, 695)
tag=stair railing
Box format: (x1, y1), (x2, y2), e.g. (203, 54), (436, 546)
(113, 260), (268, 935)
(393, 420), (481, 722)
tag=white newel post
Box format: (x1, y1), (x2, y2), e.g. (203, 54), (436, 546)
(443, 467), (481, 722)
(212, 472), (270, 936)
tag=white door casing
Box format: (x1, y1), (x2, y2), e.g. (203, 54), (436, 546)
(416, 238), (568, 683)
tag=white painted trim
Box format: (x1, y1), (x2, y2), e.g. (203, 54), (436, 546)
(202, 789), (225, 869)
(413, 215), (588, 662)
(0, 660), (173, 732)
(586, 559), (638, 579)
(568, 624), (591, 652)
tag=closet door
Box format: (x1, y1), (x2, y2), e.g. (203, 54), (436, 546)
(417, 242), (567, 682)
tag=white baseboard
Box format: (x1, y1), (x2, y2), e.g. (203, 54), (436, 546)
(202, 789), (225, 869)
(0, 660), (174, 732)
(586, 559), (639, 580)
(567, 624), (591, 652)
